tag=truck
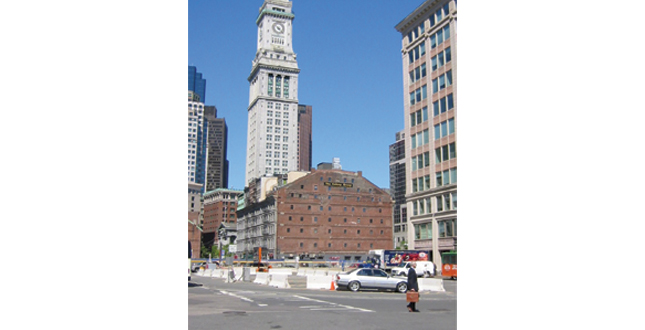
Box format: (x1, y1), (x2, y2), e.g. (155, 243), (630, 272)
(368, 249), (431, 274)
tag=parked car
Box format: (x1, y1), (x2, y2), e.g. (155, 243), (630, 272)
(335, 268), (408, 293)
(391, 261), (436, 277)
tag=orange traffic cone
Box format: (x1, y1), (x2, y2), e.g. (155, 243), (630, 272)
(330, 280), (336, 291)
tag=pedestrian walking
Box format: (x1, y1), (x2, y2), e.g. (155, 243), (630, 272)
(406, 262), (420, 312)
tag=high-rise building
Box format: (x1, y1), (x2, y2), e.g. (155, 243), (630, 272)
(395, 0), (457, 266)
(389, 130), (408, 248)
(297, 104), (312, 171)
(245, 0), (300, 185)
(188, 91), (206, 187)
(204, 106), (229, 191)
(188, 66), (207, 104)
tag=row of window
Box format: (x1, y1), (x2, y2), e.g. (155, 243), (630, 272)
(432, 70), (453, 93)
(265, 167), (288, 174)
(411, 152), (430, 172)
(410, 106), (428, 127)
(267, 102), (288, 110)
(411, 129), (429, 149)
(436, 167), (457, 186)
(266, 110), (289, 118)
(266, 119), (289, 126)
(436, 143), (457, 163)
(433, 94), (454, 117)
(294, 242), (377, 249)
(266, 127), (289, 134)
(431, 47), (451, 72)
(411, 192), (458, 218)
(266, 135), (288, 142)
(409, 63), (427, 84)
(414, 218), (456, 240)
(265, 151), (288, 158)
(409, 85), (428, 106)
(286, 227), (384, 235)
(267, 74), (290, 98)
(430, 25), (451, 50)
(434, 118), (455, 140)
(429, 2), (451, 29)
(266, 143), (289, 150)
(288, 215), (385, 223)
(408, 41), (426, 64)
(407, 21), (425, 43)
(266, 159), (289, 167)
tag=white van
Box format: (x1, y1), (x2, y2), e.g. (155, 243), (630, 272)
(391, 261), (435, 277)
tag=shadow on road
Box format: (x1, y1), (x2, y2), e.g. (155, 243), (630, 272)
(188, 282), (203, 287)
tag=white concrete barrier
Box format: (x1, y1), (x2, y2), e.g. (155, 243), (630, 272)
(250, 268), (257, 275)
(314, 269), (327, 276)
(304, 269), (316, 276)
(196, 268), (205, 276)
(269, 268), (294, 276)
(253, 272), (270, 285)
(418, 278), (445, 292)
(306, 275), (334, 290)
(296, 269), (306, 276)
(268, 274), (291, 288)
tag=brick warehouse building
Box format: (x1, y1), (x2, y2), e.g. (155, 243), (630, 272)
(237, 168), (393, 261)
(202, 188), (243, 250)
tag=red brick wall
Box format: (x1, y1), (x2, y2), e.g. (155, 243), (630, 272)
(275, 169), (392, 255)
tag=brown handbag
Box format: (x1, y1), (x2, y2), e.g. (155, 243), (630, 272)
(406, 291), (419, 302)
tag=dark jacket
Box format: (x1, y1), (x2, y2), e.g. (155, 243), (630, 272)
(407, 267), (419, 291)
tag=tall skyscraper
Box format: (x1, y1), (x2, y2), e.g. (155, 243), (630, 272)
(297, 104), (312, 171)
(204, 105), (229, 191)
(389, 130), (407, 248)
(245, 0), (300, 185)
(396, 0), (457, 265)
(188, 91), (206, 186)
(188, 66), (207, 104)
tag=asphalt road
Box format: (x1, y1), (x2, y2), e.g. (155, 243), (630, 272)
(189, 274), (457, 330)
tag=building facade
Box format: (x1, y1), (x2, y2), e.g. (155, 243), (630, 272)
(202, 188), (242, 249)
(390, 130), (408, 248)
(395, 0), (457, 267)
(188, 66), (207, 104)
(297, 104), (312, 171)
(204, 105), (229, 191)
(237, 168), (393, 262)
(188, 91), (206, 187)
(245, 0), (301, 184)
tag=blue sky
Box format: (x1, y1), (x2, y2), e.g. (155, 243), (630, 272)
(189, 0), (425, 190)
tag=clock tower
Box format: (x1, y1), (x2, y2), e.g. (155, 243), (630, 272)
(246, 0), (300, 185)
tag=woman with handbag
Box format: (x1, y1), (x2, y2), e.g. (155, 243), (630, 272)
(406, 262), (420, 312)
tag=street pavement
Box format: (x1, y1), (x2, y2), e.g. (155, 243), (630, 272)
(189, 272), (457, 330)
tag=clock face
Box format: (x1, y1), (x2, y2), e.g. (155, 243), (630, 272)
(272, 22), (285, 34)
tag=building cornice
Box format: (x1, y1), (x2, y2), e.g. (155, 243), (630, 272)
(256, 9), (295, 25)
(247, 63), (300, 82)
(395, 0), (442, 33)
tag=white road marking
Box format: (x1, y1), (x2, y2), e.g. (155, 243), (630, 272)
(292, 295), (374, 312)
(219, 290), (254, 303)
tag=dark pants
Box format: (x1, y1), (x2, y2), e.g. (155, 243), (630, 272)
(407, 302), (416, 311)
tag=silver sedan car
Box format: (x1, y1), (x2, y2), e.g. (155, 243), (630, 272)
(335, 268), (408, 293)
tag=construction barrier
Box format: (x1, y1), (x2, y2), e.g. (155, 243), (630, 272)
(268, 274), (291, 288)
(253, 272), (270, 285)
(269, 268), (294, 276)
(306, 275), (334, 290)
(196, 268), (205, 276)
(296, 269), (306, 276)
(314, 269), (327, 276)
(418, 278), (445, 292)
